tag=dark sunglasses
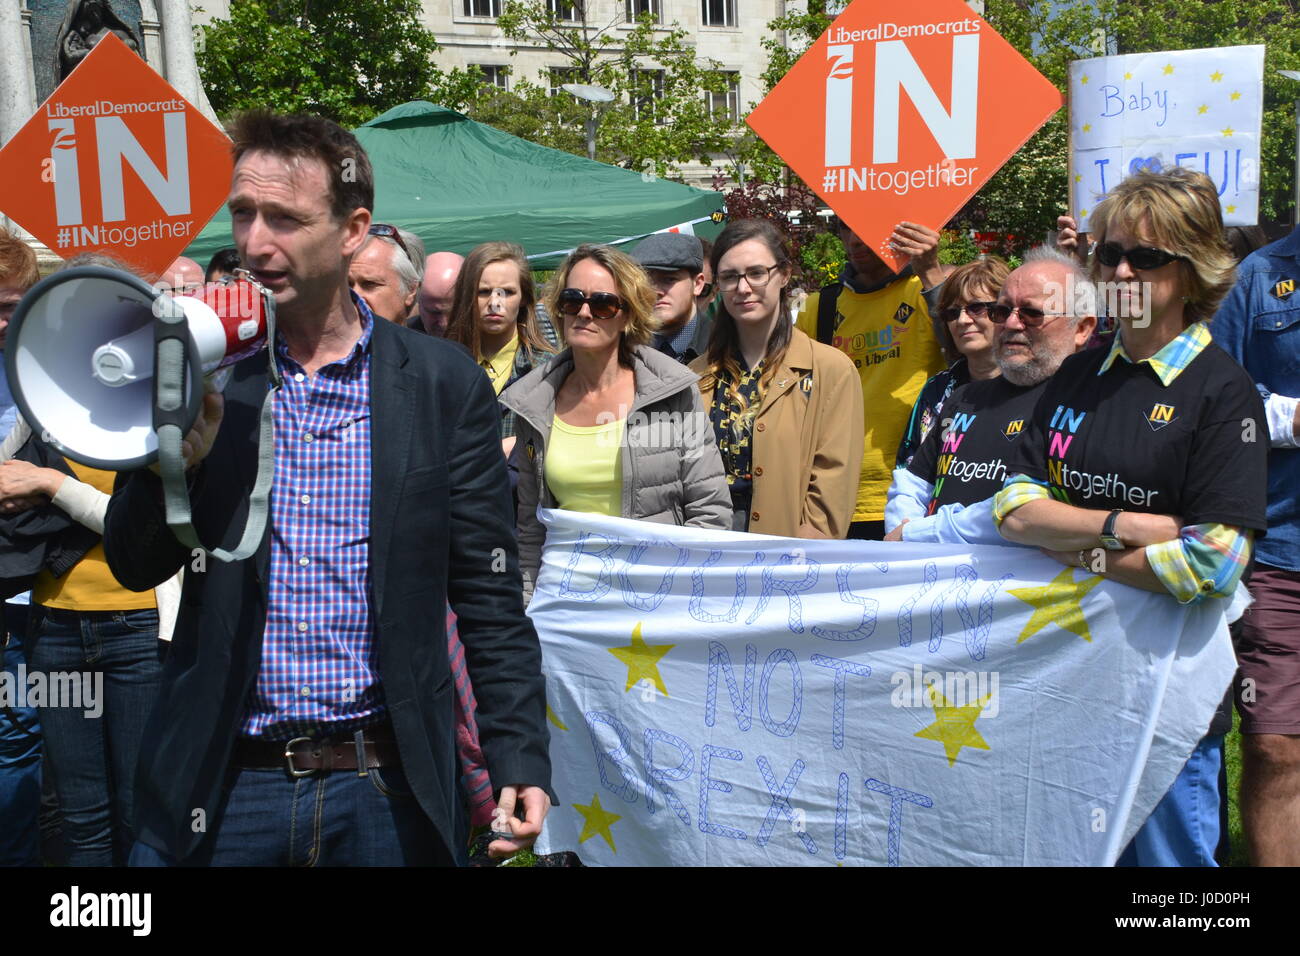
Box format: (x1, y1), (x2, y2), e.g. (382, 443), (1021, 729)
(938, 301), (996, 323)
(368, 223), (415, 268)
(1095, 242), (1184, 271)
(557, 288), (624, 320)
(988, 303), (1069, 327)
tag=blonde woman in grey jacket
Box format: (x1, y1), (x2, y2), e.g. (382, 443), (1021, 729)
(500, 244), (731, 601)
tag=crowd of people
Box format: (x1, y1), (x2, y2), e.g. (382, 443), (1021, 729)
(0, 107), (1295, 869)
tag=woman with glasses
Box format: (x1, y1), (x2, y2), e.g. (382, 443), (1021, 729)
(689, 219), (864, 537)
(995, 167), (1268, 866)
(893, 256), (1011, 470)
(500, 244), (731, 601)
(446, 242), (554, 446)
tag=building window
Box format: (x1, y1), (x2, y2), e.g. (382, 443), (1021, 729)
(475, 65), (510, 90)
(633, 69), (665, 124)
(547, 0), (582, 19)
(626, 0), (660, 22)
(549, 66), (582, 97)
(701, 0), (736, 27)
(463, 0), (501, 17)
(707, 72), (740, 123)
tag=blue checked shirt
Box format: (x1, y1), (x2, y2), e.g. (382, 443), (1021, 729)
(240, 295), (382, 738)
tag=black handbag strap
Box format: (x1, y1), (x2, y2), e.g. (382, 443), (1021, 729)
(816, 282), (843, 345)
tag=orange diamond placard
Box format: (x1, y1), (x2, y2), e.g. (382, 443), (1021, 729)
(0, 32), (232, 280)
(748, 0), (1063, 271)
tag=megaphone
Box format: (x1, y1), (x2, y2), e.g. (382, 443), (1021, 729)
(5, 266), (269, 470)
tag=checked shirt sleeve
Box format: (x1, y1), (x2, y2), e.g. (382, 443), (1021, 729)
(1145, 523), (1254, 605)
(992, 474), (1051, 526)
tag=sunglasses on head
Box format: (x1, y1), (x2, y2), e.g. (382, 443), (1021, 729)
(988, 303), (1069, 327)
(368, 223), (415, 268)
(938, 301), (996, 323)
(557, 288), (624, 320)
(1095, 242), (1184, 271)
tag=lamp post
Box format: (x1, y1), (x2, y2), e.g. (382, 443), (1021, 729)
(1278, 70), (1300, 226)
(561, 83), (615, 162)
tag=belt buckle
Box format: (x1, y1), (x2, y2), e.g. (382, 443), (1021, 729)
(284, 736), (315, 778)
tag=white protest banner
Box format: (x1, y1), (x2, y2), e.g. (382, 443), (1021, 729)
(1069, 45), (1264, 231)
(529, 510), (1235, 866)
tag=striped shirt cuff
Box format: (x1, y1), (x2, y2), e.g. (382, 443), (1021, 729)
(992, 475), (1051, 526)
(1145, 524), (1254, 605)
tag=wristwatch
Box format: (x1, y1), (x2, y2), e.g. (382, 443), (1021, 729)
(1099, 509), (1125, 550)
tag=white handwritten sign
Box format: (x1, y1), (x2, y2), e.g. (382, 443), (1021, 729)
(529, 509), (1235, 866)
(1069, 45), (1264, 230)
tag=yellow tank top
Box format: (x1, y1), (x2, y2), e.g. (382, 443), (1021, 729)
(32, 462), (157, 611)
(545, 415), (624, 516)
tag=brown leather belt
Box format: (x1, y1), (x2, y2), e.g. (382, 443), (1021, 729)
(232, 727), (401, 777)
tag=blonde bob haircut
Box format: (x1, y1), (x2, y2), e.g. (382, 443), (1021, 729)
(546, 243), (658, 367)
(1087, 166), (1236, 325)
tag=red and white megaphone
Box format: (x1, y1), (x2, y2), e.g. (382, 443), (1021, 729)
(5, 265), (270, 470)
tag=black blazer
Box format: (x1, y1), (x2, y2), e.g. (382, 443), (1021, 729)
(104, 316), (552, 861)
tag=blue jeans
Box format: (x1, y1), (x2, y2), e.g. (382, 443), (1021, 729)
(0, 607), (42, 867)
(1119, 733), (1224, 867)
(129, 762), (456, 866)
(26, 605), (163, 867)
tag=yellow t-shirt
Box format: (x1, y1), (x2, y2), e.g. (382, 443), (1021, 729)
(480, 334), (520, 396)
(795, 275), (944, 522)
(544, 416), (624, 516)
(33, 462), (157, 611)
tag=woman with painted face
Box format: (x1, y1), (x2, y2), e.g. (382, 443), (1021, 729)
(689, 219), (864, 538)
(500, 244), (731, 602)
(446, 242), (554, 443)
(994, 167), (1268, 866)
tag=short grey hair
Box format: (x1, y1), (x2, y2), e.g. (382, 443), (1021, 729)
(397, 228), (425, 282)
(1020, 245), (1096, 323)
(362, 234), (419, 296)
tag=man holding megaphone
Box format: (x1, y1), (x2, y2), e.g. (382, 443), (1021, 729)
(97, 111), (552, 867)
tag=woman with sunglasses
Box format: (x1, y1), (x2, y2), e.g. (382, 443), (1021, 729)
(689, 219), (864, 537)
(446, 241), (554, 445)
(995, 167), (1268, 866)
(500, 244), (731, 601)
(893, 256), (1011, 470)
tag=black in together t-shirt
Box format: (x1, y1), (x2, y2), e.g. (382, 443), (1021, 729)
(908, 376), (1048, 512)
(1003, 342), (1269, 530)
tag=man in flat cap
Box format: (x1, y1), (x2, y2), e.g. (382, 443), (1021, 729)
(633, 233), (712, 364)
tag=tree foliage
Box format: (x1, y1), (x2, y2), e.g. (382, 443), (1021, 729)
(197, 0), (480, 127)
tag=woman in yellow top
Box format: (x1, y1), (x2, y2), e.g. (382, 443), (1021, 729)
(690, 219), (864, 538)
(500, 244), (732, 601)
(445, 241), (554, 449)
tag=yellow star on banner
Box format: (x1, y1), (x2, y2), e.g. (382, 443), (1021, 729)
(1080, 74), (1089, 85)
(1082, 123), (1092, 133)
(1197, 104), (1209, 115)
(608, 621), (675, 696)
(1210, 70), (1224, 82)
(1123, 71), (1133, 81)
(546, 703), (568, 731)
(1222, 127), (1235, 137)
(1009, 567), (1102, 644)
(573, 794), (621, 852)
(914, 690), (992, 767)
(1163, 63), (1175, 76)
(1074, 173), (1083, 183)
(1226, 204), (1238, 214)
(1230, 90), (1242, 101)
(1078, 208), (1088, 219)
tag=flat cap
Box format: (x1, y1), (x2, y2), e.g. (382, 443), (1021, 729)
(631, 232), (704, 274)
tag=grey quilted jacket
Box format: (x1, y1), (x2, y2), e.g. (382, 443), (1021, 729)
(499, 344), (732, 601)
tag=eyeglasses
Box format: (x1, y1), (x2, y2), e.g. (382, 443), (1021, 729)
(557, 288), (624, 320)
(988, 303), (1070, 327)
(716, 264), (781, 292)
(368, 223), (416, 270)
(698, 281), (714, 298)
(1095, 242), (1185, 271)
(938, 301), (996, 323)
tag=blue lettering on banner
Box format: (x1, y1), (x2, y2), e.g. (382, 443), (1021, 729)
(811, 564), (880, 642)
(898, 561), (939, 647)
(1093, 157), (1110, 193)
(617, 539), (691, 612)
(1099, 82), (1170, 128)
(689, 550), (766, 624)
(744, 553), (820, 632)
(644, 727), (693, 826)
(699, 745), (747, 840)
(584, 711), (640, 804)
(705, 641), (756, 731)
(969, 572), (1014, 661)
(756, 755), (816, 854)
(758, 648), (803, 738)
(835, 772), (850, 861)
(866, 777), (934, 867)
(559, 533), (618, 602)
(810, 654), (872, 750)
(928, 564), (977, 653)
